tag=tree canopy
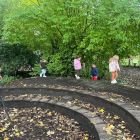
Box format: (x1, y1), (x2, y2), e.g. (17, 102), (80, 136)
(0, 0), (140, 76)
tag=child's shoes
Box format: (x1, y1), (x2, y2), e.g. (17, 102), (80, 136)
(77, 76), (80, 79)
(111, 80), (117, 84)
(75, 75), (80, 80)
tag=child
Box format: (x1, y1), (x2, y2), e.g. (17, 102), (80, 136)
(40, 59), (47, 77)
(74, 56), (82, 79)
(91, 64), (99, 80)
(109, 55), (120, 84)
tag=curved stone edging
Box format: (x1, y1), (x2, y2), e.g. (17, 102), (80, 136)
(0, 87), (140, 137)
(2, 77), (140, 101)
(82, 80), (140, 101)
(2, 100), (100, 140)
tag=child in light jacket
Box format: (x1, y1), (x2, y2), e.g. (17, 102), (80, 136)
(109, 55), (120, 84)
(74, 57), (82, 79)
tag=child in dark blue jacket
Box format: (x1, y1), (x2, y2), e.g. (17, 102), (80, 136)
(91, 64), (99, 80)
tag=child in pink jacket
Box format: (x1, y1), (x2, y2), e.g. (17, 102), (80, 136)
(74, 57), (82, 79)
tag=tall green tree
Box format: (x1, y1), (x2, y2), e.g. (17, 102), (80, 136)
(1, 0), (140, 76)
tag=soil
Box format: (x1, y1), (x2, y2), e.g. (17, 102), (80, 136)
(3, 94), (140, 140)
(0, 107), (93, 140)
(1, 76), (140, 139)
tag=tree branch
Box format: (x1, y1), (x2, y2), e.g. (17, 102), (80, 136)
(56, 26), (63, 37)
(83, 22), (92, 33)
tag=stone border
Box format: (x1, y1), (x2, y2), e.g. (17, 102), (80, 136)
(0, 87), (140, 137)
(82, 80), (140, 101)
(2, 100), (100, 140)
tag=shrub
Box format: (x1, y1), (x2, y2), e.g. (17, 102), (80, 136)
(47, 54), (65, 76)
(0, 43), (39, 75)
(0, 75), (15, 85)
(29, 64), (40, 77)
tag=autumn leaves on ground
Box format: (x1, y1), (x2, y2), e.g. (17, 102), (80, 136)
(0, 107), (91, 140)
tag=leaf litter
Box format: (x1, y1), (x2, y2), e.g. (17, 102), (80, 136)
(3, 93), (140, 140)
(0, 107), (94, 140)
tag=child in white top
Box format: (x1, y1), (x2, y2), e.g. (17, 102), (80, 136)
(109, 55), (120, 84)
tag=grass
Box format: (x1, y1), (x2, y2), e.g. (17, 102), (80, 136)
(120, 55), (140, 67)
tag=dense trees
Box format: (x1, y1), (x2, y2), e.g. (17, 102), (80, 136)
(0, 0), (140, 76)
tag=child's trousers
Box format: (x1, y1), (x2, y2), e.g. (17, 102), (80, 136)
(40, 69), (46, 77)
(91, 76), (98, 80)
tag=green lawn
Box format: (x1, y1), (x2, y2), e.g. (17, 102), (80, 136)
(121, 55), (140, 67)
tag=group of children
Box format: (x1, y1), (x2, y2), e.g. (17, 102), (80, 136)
(74, 55), (120, 84)
(39, 55), (120, 84)
(73, 57), (99, 80)
(0, 55), (120, 84)
(39, 57), (99, 80)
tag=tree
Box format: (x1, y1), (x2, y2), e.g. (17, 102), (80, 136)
(1, 0), (140, 76)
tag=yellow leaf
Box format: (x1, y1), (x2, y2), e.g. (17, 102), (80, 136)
(4, 137), (9, 140)
(47, 130), (55, 135)
(30, 119), (34, 122)
(98, 108), (105, 113)
(47, 112), (52, 116)
(20, 131), (24, 135)
(83, 136), (89, 140)
(0, 127), (7, 132)
(104, 124), (115, 135)
(15, 132), (20, 137)
(37, 121), (44, 127)
(121, 125), (125, 129)
(10, 134), (14, 137)
(83, 134), (89, 140)
(14, 129), (19, 132)
(126, 138), (132, 140)
(57, 128), (62, 131)
(113, 115), (120, 120)
(109, 124), (115, 129)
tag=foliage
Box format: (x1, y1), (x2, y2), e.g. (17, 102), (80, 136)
(121, 55), (140, 67)
(0, 0), (7, 38)
(0, 75), (15, 85)
(0, 43), (38, 75)
(29, 63), (40, 76)
(1, 0), (140, 77)
(47, 53), (66, 76)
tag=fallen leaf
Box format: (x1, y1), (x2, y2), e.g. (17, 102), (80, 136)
(113, 115), (120, 120)
(4, 137), (9, 140)
(47, 130), (55, 135)
(104, 124), (115, 135)
(15, 132), (20, 137)
(98, 108), (105, 113)
(37, 121), (44, 127)
(47, 112), (52, 116)
(0, 127), (7, 132)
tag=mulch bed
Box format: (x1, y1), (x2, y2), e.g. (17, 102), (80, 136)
(0, 106), (92, 140)
(1, 77), (140, 139)
(3, 94), (140, 140)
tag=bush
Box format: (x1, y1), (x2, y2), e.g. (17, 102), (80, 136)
(0, 75), (15, 85)
(0, 43), (39, 75)
(29, 64), (40, 77)
(47, 54), (65, 76)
